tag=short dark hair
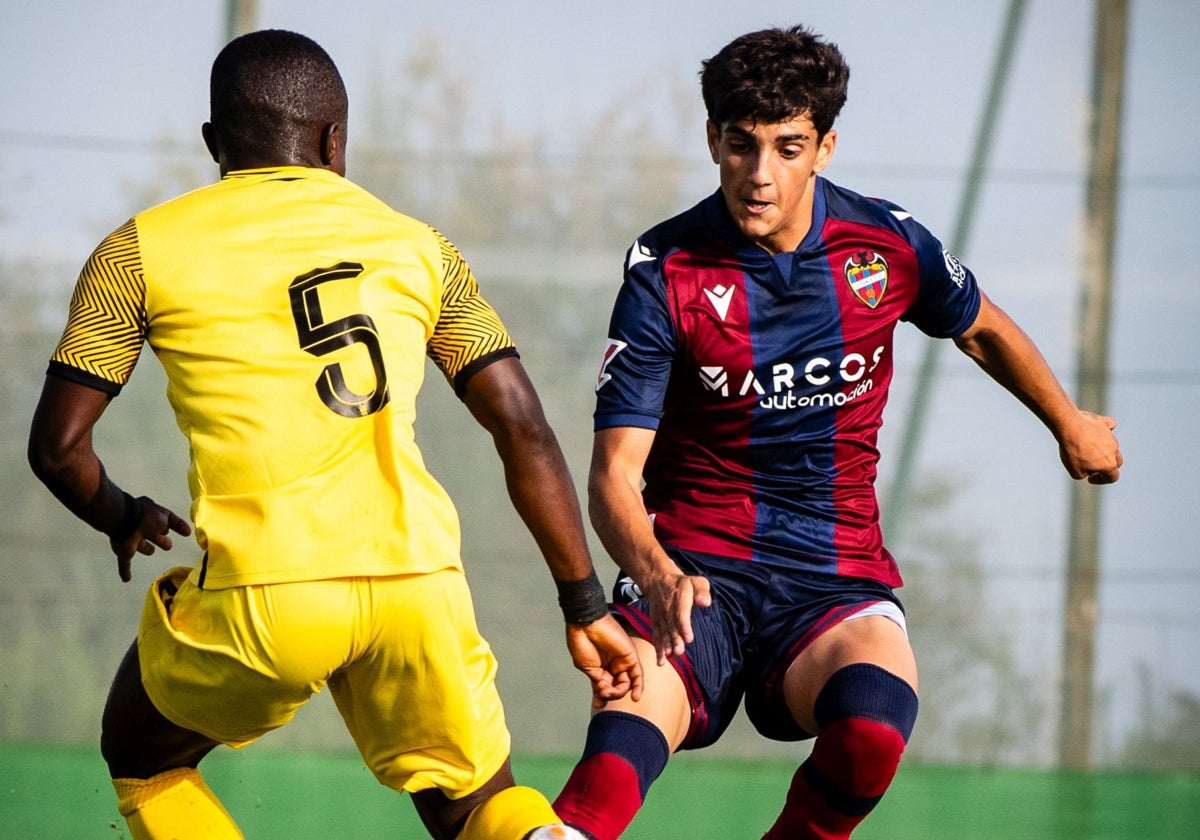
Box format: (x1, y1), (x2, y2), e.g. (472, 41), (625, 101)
(210, 29), (348, 156)
(700, 25), (849, 137)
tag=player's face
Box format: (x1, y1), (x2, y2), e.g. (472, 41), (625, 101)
(707, 114), (836, 255)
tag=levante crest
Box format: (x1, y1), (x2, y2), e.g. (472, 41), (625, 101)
(844, 250), (888, 309)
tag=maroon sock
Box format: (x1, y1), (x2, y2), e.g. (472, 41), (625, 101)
(763, 664), (917, 839)
(553, 711), (670, 840)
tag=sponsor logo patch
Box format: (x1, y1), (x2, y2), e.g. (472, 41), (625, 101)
(626, 239), (656, 270)
(703, 284), (735, 320)
(942, 248), (967, 288)
(595, 338), (628, 391)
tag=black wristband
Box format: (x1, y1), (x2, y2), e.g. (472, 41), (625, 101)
(555, 570), (610, 625)
(108, 492), (143, 542)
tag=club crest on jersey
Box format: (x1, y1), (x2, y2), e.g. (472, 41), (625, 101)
(844, 250), (888, 309)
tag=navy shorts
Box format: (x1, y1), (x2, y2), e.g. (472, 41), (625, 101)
(610, 548), (904, 750)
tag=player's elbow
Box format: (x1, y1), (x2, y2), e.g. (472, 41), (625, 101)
(586, 466), (628, 534)
(27, 428), (80, 491)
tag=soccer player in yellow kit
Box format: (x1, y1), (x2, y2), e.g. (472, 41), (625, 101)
(27, 29), (640, 840)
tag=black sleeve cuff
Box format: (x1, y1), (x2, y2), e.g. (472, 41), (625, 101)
(46, 361), (123, 396)
(452, 347), (520, 400)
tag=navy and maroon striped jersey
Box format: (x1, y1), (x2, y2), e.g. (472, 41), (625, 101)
(593, 177), (980, 586)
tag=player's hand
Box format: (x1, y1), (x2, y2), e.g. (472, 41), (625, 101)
(566, 614), (645, 709)
(108, 496), (193, 582)
(642, 569), (712, 665)
(1058, 411), (1123, 485)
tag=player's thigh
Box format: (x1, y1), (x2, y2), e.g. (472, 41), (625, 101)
(782, 614), (917, 734)
(598, 634), (693, 750)
(138, 567), (356, 747)
(101, 639), (220, 779)
(329, 568), (511, 798)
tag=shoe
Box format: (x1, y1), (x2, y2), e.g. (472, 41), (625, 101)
(525, 826), (589, 840)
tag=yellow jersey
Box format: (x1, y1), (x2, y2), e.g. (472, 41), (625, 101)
(50, 166), (516, 588)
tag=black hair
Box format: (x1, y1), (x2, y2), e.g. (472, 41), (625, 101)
(209, 29), (347, 158)
(700, 25), (849, 137)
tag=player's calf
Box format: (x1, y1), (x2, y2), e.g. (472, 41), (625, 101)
(764, 663), (918, 839)
(553, 711), (671, 840)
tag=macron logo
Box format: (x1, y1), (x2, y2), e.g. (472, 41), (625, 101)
(627, 240), (656, 270)
(596, 338), (628, 391)
(700, 365), (729, 396)
(704, 284), (735, 320)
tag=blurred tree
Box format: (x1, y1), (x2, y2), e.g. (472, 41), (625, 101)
(1119, 663), (1200, 771)
(114, 132), (210, 219)
(892, 475), (1050, 766)
(351, 30), (701, 251)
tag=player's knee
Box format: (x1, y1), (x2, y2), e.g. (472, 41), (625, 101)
(100, 699), (142, 779)
(101, 689), (219, 780)
(811, 663), (918, 791)
(815, 662), (918, 739)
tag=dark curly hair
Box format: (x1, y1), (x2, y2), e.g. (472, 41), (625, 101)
(700, 25), (849, 137)
(209, 29), (348, 160)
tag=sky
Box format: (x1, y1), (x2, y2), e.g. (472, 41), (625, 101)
(2, 0), (1198, 755)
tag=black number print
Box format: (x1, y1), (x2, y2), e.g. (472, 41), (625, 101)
(288, 262), (390, 417)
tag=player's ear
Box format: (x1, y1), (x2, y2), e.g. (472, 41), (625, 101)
(814, 128), (837, 173)
(201, 122), (219, 164)
(320, 122), (346, 176)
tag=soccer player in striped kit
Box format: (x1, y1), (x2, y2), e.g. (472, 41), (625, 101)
(553, 24), (1122, 839)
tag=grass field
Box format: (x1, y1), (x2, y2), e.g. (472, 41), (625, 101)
(2, 743), (1197, 839)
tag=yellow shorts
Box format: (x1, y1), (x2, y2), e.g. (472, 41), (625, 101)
(137, 566), (511, 798)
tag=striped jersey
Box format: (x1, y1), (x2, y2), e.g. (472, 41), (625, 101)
(50, 166), (516, 588)
(593, 178), (981, 585)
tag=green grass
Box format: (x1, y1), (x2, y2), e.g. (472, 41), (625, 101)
(1, 743), (1197, 839)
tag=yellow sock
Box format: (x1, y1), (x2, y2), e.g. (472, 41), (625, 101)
(459, 784), (560, 840)
(113, 768), (243, 840)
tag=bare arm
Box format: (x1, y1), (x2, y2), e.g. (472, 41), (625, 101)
(953, 291), (1122, 484)
(589, 426), (712, 664)
(462, 356), (642, 705)
(27, 376), (191, 581)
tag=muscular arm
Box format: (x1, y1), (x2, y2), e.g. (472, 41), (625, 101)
(27, 376), (191, 581)
(462, 357), (642, 704)
(589, 426), (712, 663)
(953, 291), (1122, 484)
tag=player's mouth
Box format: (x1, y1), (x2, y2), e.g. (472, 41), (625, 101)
(742, 198), (773, 215)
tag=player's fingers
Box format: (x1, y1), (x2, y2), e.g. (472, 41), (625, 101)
(661, 623), (690, 663)
(625, 659), (644, 702)
(1087, 468), (1119, 485)
(117, 552), (132, 583)
(604, 672), (632, 704)
(148, 532), (175, 551)
(654, 623), (687, 664)
(656, 629), (683, 666)
(168, 511), (193, 537)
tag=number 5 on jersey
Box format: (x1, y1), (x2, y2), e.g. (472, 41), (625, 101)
(289, 262), (391, 418)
